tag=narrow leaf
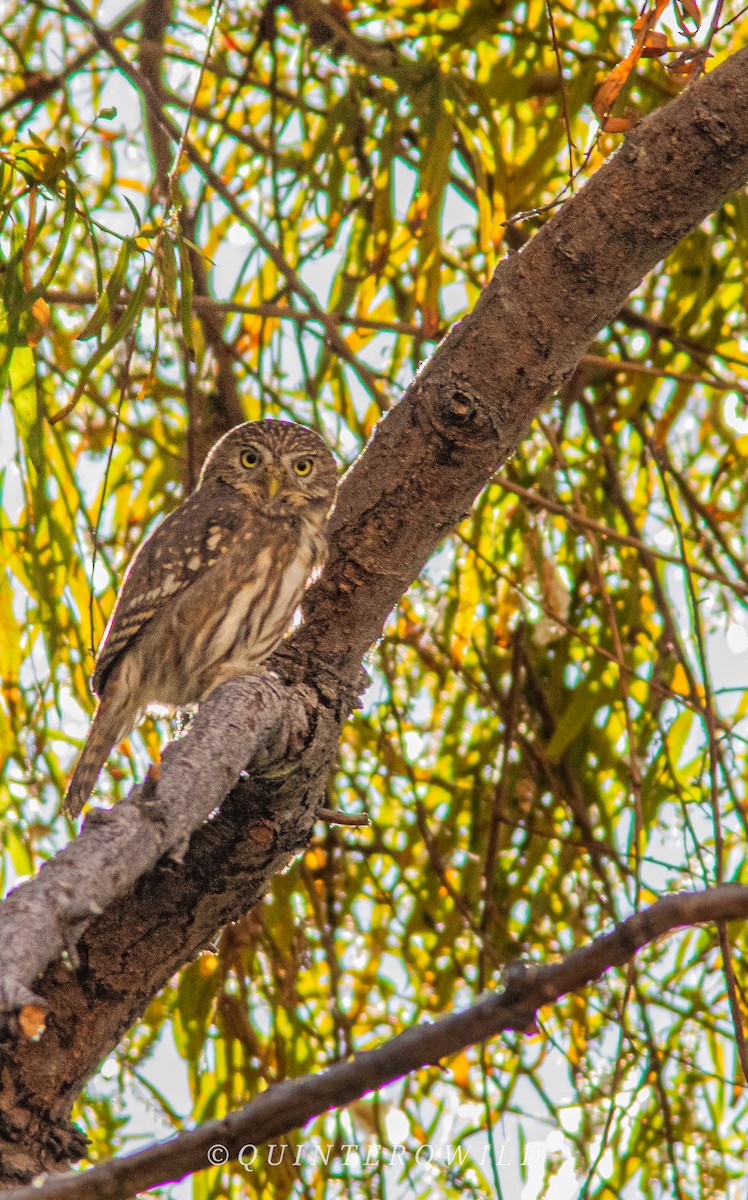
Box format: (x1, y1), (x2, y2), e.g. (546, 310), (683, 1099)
(76, 237), (133, 342)
(49, 263), (148, 423)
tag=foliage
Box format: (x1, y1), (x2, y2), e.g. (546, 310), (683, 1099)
(1, 0), (748, 1197)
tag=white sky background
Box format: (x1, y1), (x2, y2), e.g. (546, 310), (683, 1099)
(2, 3), (748, 1197)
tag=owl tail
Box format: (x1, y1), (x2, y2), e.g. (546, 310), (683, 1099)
(63, 694), (133, 819)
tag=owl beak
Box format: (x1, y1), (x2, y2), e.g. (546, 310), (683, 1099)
(267, 470), (282, 500)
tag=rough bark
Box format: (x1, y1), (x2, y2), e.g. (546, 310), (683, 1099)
(0, 675), (302, 1015)
(2, 42), (748, 1183)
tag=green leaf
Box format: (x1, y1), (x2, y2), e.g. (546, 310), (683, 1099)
(177, 233), (195, 358)
(51, 262), (149, 422)
(159, 234), (178, 317)
(545, 681), (615, 760)
(0, 567), (21, 682)
(76, 236), (133, 342)
(25, 176), (77, 305)
(8, 346), (42, 471)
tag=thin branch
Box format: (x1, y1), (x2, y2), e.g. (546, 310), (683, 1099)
(315, 806), (370, 827)
(497, 476), (748, 597)
(0, 3), (142, 119)
(582, 352), (748, 397)
(717, 922), (748, 1085)
(655, 438), (748, 593)
(616, 306), (748, 375)
(43, 289), (424, 337)
(138, 0), (173, 190)
(286, 0), (421, 79)
(7, 884), (748, 1200)
(545, 0), (574, 189)
(61, 0), (385, 408)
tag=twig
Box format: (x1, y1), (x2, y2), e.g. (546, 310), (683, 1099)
(315, 806), (370, 827)
(581, 352), (748, 397)
(545, 0), (574, 190)
(496, 476), (748, 597)
(61, 0), (385, 408)
(42, 291), (424, 337)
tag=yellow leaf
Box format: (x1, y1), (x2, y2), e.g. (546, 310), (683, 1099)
(450, 1052), (472, 1089)
(670, 664), (690, 696)
(0, 570), (21, 680)
(197, 952), (219, 978)
(118, 177), (147, 193)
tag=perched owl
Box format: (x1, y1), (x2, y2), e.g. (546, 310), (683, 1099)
(64, 419), (338, 817)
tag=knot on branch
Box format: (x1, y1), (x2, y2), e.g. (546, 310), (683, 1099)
(446, 389), (477, 424)
(0, 1114), (89, 1180)
(427, 379), (496, 453)
(692, 103), (736, 154)
(248, 679), (318, 777)
(497, 961), (542, 1032)
(551, 228), (596, 281)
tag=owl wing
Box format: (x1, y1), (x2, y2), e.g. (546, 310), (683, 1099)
(92, 482), (248, 696)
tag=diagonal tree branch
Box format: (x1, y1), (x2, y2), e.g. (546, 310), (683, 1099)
(285, 0), (423, 78)
(0, 674), (300, 1016)
(0, 3), (142, 120)
(6, 883), (748, 1200)
(2, 37), (748, 1180)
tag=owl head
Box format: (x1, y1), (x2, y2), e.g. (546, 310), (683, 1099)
(198, 419), (338, 517)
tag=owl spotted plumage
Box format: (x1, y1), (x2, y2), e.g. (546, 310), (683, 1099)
(64, 419), (337, 817)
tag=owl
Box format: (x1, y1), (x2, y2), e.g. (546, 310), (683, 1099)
(64, 419), (338, 817)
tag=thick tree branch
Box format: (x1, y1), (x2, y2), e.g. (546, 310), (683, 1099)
(300, 44), (748, 676)
(2, 39), (748, 1180)
(6, 884), (748, 1200)
(0, 675), (299, 1016)
(0, 660), (362, 1182)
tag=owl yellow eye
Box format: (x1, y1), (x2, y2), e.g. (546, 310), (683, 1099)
(240, 448), (260, 469)
(293, 458), (313, 477)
